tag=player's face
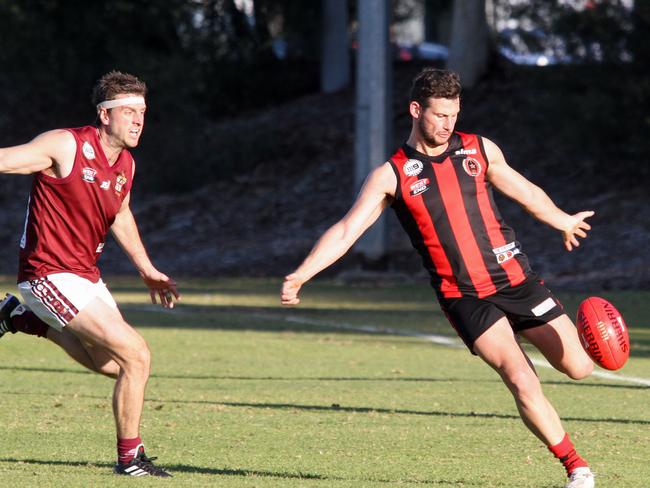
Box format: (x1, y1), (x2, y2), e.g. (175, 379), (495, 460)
(415, 97), (459, 147)
(104, 96), (147, 149)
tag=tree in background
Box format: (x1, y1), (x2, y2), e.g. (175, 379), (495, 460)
(494, 0), (636, 64)
(446, 0), (490, 87)
(0, 0), (646, 193)
(321, 0), (350, 93)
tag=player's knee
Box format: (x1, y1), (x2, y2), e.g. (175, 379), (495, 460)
(131, 341), (151, 372)
(97, 361), (120, 379)
(565, 358), (593, 380)
(503, 368), (541, 402)
(120, 333), (151, 376)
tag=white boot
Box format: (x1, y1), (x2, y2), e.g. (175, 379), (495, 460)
(565, 467), (594, 488)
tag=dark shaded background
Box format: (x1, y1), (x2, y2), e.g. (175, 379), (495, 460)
(0, 1), (648, 291)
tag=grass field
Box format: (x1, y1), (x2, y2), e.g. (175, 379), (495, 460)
(1, 276), (649, 487)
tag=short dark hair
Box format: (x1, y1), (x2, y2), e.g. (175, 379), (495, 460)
(410, 68), (461, 107)
(92, 70), (147, 106)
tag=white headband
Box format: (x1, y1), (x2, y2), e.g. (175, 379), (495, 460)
(96, 96), (146, 110)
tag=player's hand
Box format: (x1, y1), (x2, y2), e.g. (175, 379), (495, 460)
(561, 210), (594, 251)
(281, 273), (304, 306)
(141, 270), (180, 309)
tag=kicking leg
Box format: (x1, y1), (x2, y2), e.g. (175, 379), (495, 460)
(473, 318), (592, 486)
(519, 314), (593, 380)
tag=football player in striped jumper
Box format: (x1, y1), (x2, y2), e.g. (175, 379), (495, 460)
(282, 68), (596, 488)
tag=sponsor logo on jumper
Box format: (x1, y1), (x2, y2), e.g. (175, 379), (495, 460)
(95, 242), (105, 253)
(454, 148), (477, 155)
(115, 173), (127, 194)
(409, 178), (430, 196)
(100, 180), (111, 190)
(492, 242), (516, 254)
(82, 141), (96, 160)
(462, 157), (481, 177)
(403, 159), (423, 176)
(81, 167), (97, 183)
(492, 242), (520, 264)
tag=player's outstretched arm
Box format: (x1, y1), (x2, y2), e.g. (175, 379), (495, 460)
(0, 130), (74, 175)
(483, 137), (594, 251)
(111, 193), (180, 308)
(281, 163), (396, 306)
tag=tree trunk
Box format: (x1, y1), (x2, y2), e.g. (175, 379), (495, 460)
(321, 0), (350, 93)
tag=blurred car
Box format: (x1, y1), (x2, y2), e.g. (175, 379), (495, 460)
(497, 28), (569, 66)
(394, 41), (449, 62)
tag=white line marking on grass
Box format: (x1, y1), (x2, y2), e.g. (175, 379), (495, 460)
(283, 315), (460, 347)
(280, 314), (650, 387)
(132, 306), (650, 386)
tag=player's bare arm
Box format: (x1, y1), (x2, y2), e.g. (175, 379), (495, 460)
(281, 162), (397, 306)
(0, 129), (76, 175)
(110, 192), (179, 308)
(483, 137), (594, 251)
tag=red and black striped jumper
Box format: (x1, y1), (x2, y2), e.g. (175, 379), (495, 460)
(389, 132), (533, 299)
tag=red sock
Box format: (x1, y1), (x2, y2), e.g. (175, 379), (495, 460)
(11, 307), (49, 338)
(548, 433), (589, 476)
(117, 437), (143, 464)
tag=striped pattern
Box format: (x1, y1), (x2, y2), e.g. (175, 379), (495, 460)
(28, 277), (78, 325)
(389, 132), (532, 299)
(124, 465), (149, 476)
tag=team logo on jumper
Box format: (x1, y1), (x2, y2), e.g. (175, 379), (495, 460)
(492, 242), (520, 264)
(95, 242), (105, 253)
(409, 178), (430, 196)
(81, 167), (97, 183)
(114, 173), (127, 194)
(100, 180), (111, 190)
(462, 157), (482, 177)
(454, 148), (477, 155)
(82, 141), (96, 160)
(403, 159), (423, 176)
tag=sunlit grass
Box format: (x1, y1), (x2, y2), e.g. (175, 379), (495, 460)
(1, 276), (649, 487)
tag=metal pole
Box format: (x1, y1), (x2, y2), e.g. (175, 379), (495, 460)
(354, 0), (391, 260)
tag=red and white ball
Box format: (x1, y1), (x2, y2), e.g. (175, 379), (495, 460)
(576, 297), (630, 371)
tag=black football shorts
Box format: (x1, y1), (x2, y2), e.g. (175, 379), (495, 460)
(438, 277), (566, 353)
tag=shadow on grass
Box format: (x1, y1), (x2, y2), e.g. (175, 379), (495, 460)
(0, 457), (327, 479)
(3, 389), (646, 425)
(0, 365), (475, 383)
(154, 398), (650, 426)
(119, 302), (650, 361)
(0, 457), (474, 484)
(119, 302), (444, 332)
(1, 365), (649, 391)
